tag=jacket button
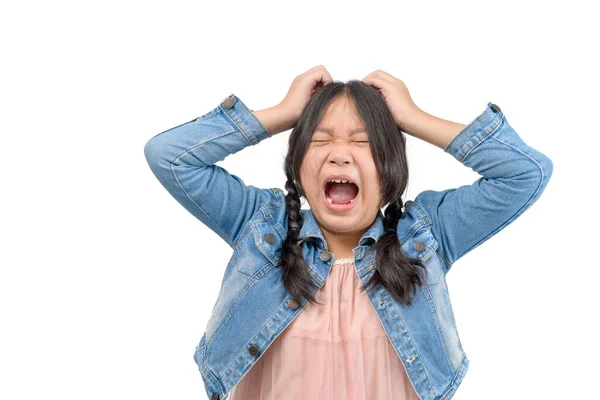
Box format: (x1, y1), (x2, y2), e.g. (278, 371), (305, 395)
(248, 345), (259, 356)
(414, 241), (426, 252)
(222, 97), (235, 108)
(264, 233), (276, 243)
(211, 392), (219, 400)
(491, 103), (501, 113)
(320, 252), (331, 262)
(287, 299), (300, 310)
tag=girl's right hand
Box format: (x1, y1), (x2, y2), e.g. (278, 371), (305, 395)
(278, 65), (334, 126)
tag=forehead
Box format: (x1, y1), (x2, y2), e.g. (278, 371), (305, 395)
(315, 96), (366, 134)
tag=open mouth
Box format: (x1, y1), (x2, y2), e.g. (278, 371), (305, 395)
(322, 178), (359, 211)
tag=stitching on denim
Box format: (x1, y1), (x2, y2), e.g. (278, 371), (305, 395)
(169, 164), (233, 247)
(439, 353), (469, 399)
(222, 294), (309, 378)
(169, 129), (242, 247)
(232, 225), (253, 250)
(232, 94), (273, 138)
(220, 102), (256, 146)
(407, 200), (456, 269)
(420, 283), (455, 373)
(454, 133), (545, 261)
(405, 200), (432, 227)
(444, 105), (489, 153)
(461, 113), (504, 162)
(387, 301), (436, 394)
(437, 247), (453, 273)
(196, 107), (220, 122)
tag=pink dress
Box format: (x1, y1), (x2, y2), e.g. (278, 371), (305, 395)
(229, 256), (420, 400)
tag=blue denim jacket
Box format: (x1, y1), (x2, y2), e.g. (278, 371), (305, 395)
(144, 94), (553, 400)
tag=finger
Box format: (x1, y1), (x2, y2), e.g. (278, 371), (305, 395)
(362, 74), (387, 94)
(363, 69), (395, 86)
(322, 69), (334, 85)
(312, 67), (333, 85)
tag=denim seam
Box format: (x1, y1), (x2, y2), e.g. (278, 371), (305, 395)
(420, 283), (455, 374)
(405, 201), (455, 272)
(169, 129), (242, 248)
(442, 105), (488, 153)
(208, 235), (263, 347)
(201, 337), (224, 398)
(437, 247), (453, 273)
(249, 107), (273, 137)
(459, 114), (503, 163)
(222, 296), (299, 377)
(196, 106), (220, 122)
(220, 94), (272, 144)
(239, 95), (274, 137)
(388, 303), (436, 394)
(438, 353), (467, 399)
(453, 134), (545, 262)
(220, 105), (255, 146)
(232, 225), (253, 251)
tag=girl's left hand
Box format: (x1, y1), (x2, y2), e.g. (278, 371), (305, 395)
(362, 70), (422, 132)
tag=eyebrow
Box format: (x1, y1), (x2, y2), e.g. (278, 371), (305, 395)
(314, 127), (367, 135)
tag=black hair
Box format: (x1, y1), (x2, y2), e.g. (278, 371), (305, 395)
(281, 80), (426, 307)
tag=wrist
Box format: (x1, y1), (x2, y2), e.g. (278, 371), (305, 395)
(253, 104), (296, 136)
(401, 108), (467, 150)
(397, 107), (427, 135)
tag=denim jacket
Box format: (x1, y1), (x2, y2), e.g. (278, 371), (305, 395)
(144, 94), (553, 400)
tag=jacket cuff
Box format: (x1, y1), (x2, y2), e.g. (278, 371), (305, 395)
(219, 93), (272, 145)
(444, 102), (504, 162)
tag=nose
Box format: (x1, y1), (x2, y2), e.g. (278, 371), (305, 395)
(327, 139), (354, 165)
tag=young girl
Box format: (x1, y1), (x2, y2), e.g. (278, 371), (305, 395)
(144, 66), (553, 400)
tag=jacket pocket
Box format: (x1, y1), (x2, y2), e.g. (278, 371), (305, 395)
(400, 226), (439, 261)
(401, 226), (444, 287)
(234, 220), (282, 279)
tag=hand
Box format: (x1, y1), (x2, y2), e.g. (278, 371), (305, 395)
(278, 65), (334, 126)
(362, 70), (422, 132)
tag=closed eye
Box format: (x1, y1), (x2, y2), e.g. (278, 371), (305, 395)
(310, 140), (369, 143)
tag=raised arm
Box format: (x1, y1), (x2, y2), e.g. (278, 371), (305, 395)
(362, 70), (553, 275)
(144, 94), (281, 248)
(411, 102), (553, 274)
(143, 66), (334, 249)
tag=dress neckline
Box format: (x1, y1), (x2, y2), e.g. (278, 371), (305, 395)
(332, 256), (355, 265)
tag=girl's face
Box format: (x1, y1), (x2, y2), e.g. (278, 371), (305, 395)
(298, 95), (382, 243)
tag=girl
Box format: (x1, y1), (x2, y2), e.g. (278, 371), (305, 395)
(144, 66), (553, 400)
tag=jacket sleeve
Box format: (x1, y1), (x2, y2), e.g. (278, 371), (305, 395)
(143, 93), (279, 248)
(413, 102), (553, 275)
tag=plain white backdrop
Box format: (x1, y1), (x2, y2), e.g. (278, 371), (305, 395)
(1, 0), (598, 399)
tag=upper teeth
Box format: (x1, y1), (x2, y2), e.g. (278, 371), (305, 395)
(329, 179), (352, 184)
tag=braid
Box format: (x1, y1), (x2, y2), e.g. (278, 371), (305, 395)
(284, 179), (303, 242)
(365, 197), (427, 306)
(280, 178), (323, 306)
(384, 197), (404, 235)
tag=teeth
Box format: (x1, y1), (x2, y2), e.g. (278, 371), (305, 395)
(328, 178), (352, 184)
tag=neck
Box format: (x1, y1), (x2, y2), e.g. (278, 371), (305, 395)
(320, 226), (367, 260)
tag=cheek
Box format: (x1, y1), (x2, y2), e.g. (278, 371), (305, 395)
(298, 154), (322, 196)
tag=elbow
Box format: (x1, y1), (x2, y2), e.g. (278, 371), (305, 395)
(144, 138), (160, 171)
(143, 137), (172, 180)
(521, 153), (553, 205)
(541, 154), (553, 185)
(535, 153), (553, 194)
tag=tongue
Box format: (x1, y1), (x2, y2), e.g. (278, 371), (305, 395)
(327, 182), (358, 204)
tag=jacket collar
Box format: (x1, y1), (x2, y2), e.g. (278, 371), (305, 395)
(297, 208), (386, 248)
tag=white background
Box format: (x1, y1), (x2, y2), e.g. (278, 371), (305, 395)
(2, 0), (598, 399)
